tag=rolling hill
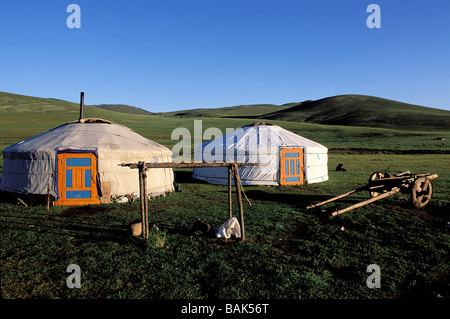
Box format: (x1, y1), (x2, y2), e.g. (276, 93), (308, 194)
(159, 103), (291, 118)
(93, 104), (153, 115)
(0, 91), (152, 119)
(0, 91), (449, 156)
(262, 95), (450, 131)
(0, 91), (132, 125)
(159, 94), (450, 131)
(1, 91), (449, 133)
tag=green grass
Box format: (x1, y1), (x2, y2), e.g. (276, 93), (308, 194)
(1, 91), (449, 299)
(1, 112), (448, 157)
(1, 154), (449, 299)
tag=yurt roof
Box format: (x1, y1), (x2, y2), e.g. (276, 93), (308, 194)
(196, 122), (327, 153)
(3, 118), (170, 157)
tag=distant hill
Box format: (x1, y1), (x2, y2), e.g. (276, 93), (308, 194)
(0, 91), (153, 115)
(0, 92), (74, 113)
(93, 104), (153, 115)
(1, 91), (449, 155)
(1, 91), (449, 132)
(159, 94), (450, 131)
(159, 104), (291, 118)
(0, 91), (155, 128)
(0, 91), (158, 123)
(261, 95), (450, 130)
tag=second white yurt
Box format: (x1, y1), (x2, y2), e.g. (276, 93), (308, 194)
(192, 122), (328, 186)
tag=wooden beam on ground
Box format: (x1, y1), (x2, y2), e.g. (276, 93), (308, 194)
(332, 187), (401, 216)
(307, 173), (439, 210)
(306, 185), (369, 210)
(17, 198), (28, 207)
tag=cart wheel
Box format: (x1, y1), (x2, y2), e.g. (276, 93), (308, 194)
(368, 172), (385, 198)
(411, 177), (432, 209)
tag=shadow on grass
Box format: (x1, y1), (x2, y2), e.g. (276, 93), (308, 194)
(148, 220), (220, 239)
(231, 189), (339, 210)
(173, 170), (203, 184)
(0, 204), (131, 246)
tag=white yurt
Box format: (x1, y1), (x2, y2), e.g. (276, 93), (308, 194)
(0, 118), (174, 206)
(192, 122), (328, 186)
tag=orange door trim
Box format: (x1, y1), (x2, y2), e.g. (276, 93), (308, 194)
(56, 153), (100, 206)
(280, 148), (305, 186)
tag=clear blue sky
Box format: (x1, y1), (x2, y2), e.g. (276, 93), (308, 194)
(0, 0), (449, 112)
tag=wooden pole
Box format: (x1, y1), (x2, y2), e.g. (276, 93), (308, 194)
(233, 164), (245, 241)
(332, 187), (401, 216)
(142, 162), (149, 245)
(415, 173), (438, 181)
(305, 184), (386, 209)
(47, 183), (51, 211)
(121, 162), (259, 169)
(138, 163), (144, 233)
(17, 198), (28, 207)
(369, 173), (434, 184)
(139, 162), (148, 244)
(228, 165), (232, 219)
(306, 185), (369, 210)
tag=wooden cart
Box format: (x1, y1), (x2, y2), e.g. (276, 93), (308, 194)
(306, 171), (438, 216)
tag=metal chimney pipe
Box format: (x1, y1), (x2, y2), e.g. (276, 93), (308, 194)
(79, 92), (85, 122)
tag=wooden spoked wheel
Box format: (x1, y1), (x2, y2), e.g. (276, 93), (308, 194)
(368, 172), (386, 198)
(411, 177), (433, 209)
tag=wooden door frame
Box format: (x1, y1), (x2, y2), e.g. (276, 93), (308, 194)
(56, 152), (100, 206)
(279, 147), (305, 186)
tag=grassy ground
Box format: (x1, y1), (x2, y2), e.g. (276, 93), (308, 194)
(1, 93), (448, 299)
(1, 154), (448, 299)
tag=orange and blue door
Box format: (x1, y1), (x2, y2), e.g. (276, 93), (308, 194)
(280, 148), (305, 186)
(56, 153), (100, 206)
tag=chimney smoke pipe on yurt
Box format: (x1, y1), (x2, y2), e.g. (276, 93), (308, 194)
(79, 92), (85, 123)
